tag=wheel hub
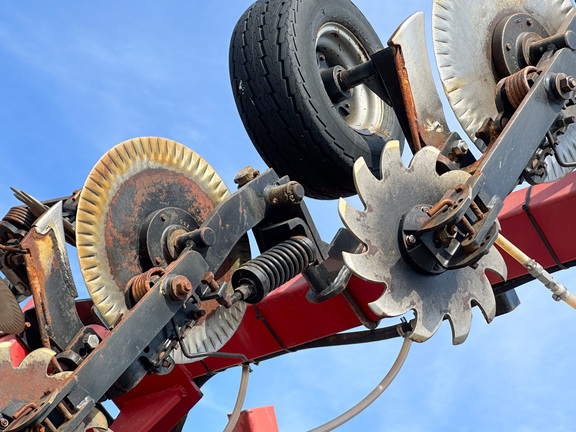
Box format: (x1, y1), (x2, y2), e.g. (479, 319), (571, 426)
(492, 13), (550, 78)
(316, 22), (384, 134)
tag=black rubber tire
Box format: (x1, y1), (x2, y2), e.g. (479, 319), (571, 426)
(230, 0), (402, 200)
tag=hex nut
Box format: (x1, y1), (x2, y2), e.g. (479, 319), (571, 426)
(559, 76), (576, 94)
(83, 334), (99, 350)
(171, 275), (192, 300)
(451, 140), (469, 157)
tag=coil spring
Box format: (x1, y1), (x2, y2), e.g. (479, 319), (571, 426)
(3, 206), (36, 230)
(127, 267), (165, 303)
(231, 236), (316, 303)
(504, 66), (539, 109)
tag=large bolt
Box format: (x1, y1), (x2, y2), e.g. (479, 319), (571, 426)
(202, 272), (232, 308)
(552, 73), (576, 100)
(266, 181), (305, 206)
(83, 334), (99, 350)
(557, 116), (576, 128)
(170, 275), (192, 300)
(201, 271), (219, 291)
(560, 75), (576, 93)
(451, 140), (469, 157)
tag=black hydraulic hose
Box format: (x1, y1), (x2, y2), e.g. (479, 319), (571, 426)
(255, 322), (407, 364)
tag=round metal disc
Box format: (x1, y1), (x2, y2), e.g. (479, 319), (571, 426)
(76, 137), (250, 361)
(339, 142), (507, 345)
(432, 0), (574, 152)
(0, 279), (25, 335)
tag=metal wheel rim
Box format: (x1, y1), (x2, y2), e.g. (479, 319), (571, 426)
(316, 23), (384, 134)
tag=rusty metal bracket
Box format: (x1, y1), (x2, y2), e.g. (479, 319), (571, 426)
(20, 203), (83, 352)
(387, 12), (451, 152)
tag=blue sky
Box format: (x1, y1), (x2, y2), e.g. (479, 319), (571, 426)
(1, 1), (576, 431)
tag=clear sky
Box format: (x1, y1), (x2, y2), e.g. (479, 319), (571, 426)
(1, 1), (576, 431)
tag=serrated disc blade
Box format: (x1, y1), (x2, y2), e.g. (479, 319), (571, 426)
(433, 0), (574, 159)
(340, 142), (506, 344)
(0, 278), (25, 335)
(77, 137), (250, 363)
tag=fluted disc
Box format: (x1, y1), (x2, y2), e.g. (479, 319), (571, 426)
(0, 278), (25, 335)
(433, 0), (574, 176)
(77, 137), (250, 362)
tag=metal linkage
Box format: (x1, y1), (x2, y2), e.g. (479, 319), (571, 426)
(417, 44), (576, 270)
(4, 251), (209, 432)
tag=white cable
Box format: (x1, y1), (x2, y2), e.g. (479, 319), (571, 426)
(307, 337), (413, 432)
(223, 364), (251, 432)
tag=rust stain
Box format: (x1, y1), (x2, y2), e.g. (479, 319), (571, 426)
(0, 346), (71, 421)
(104, 168), (215, 292)
(21, 231), (56, 354)
(391, 43), (422, 153)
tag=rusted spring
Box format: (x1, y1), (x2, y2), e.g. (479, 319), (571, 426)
(3, 205), (36, 229)
(127, 267), (165, 302)
(505, 66), (539, 109)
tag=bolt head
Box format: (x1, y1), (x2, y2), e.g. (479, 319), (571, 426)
(198, 227), (216, 247)
(171, 275), (192, 300)
(201, 271), (215, 285)
(189, 309), (206, 320)
(451, 140), (469, 157)
(553, 73), (576, 100)
(406, 234), (417, 247)
(83, 334), (99, 350)
(560, 76), (576, 93)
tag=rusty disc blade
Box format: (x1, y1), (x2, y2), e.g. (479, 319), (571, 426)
(76, 137), (250, 362)
(0, 278), (25, 335)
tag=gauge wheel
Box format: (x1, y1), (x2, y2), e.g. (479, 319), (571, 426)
(230, 0), (403, 200)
